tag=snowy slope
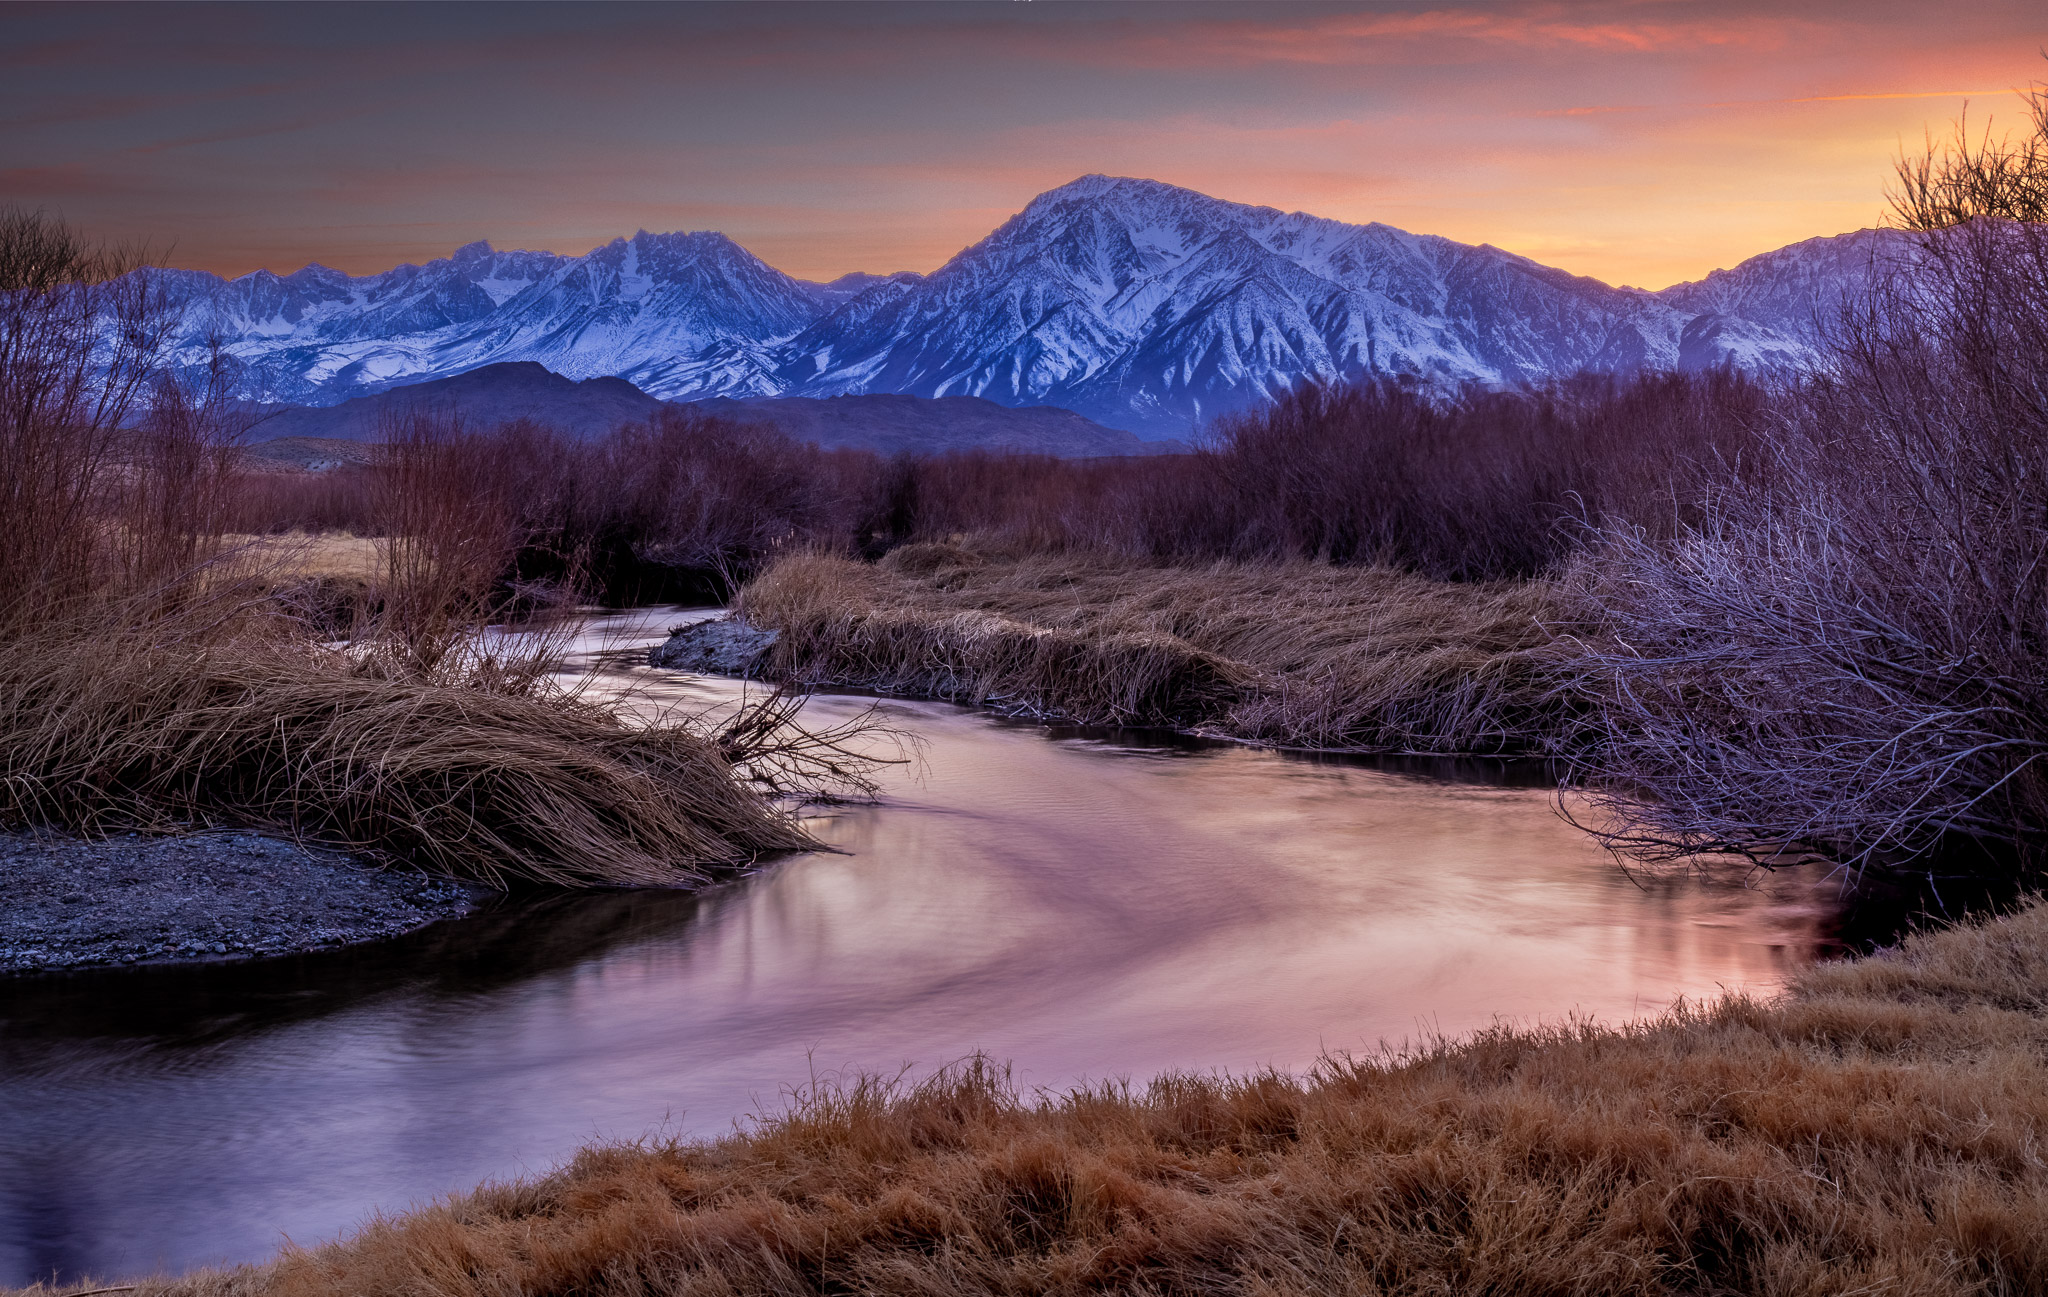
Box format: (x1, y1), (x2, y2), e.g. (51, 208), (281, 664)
(773, 178), (1908, 432)
(166, 233), (824, 406)
(160, 177), (1893, 435)
(1653, 228), (1910, 368)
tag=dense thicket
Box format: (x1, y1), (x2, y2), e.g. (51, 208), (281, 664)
(231, 367), (1770, 600)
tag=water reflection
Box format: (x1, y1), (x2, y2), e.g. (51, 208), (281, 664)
(1, 607), (1848, 1285)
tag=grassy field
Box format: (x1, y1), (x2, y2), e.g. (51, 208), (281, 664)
(738, 545), (1582, 754)
(32, 895), (2047, 1296)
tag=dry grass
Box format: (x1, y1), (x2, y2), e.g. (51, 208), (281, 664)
(46, 895), (2048, 1296)
(738, 546), (1578, 753)
(0, 606), (814, 888)
(220, 531), (383, 583)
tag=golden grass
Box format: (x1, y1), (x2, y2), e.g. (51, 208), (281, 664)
(43, 897), (2048, 1296)
(220, 531), (383, 584)
(0, 609), (813, 888)
(738, 545), (1577, 753)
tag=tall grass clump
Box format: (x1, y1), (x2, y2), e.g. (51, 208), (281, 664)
(93, 897), (2048, 1296)
(741, 548), (1579, 753)
(1569, 81), (2048, 879)
(0, 606), (813, 888)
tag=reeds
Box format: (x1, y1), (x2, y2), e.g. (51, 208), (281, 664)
(75, 895), (2048, 1297)
(739, 547), (1579, 753)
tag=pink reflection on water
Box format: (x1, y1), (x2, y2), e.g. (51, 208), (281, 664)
(564, 606), (1833, 1091)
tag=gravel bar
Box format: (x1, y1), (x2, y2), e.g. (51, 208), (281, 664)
(0, 827), (492, 974)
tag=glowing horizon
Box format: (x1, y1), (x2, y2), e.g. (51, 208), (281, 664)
(3, 1), (2043, 292)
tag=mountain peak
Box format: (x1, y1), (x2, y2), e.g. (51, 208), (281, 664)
(630, 227), (733, 245)
(1023, 175), (1226, 217)
(618, 228), (760, 262)
(1038, 174), (1183, 200)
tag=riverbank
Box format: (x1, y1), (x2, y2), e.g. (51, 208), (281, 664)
(0, 827), (485, 973)
(730, 546), (1580, 753)
(33, 893), (2043, 1295)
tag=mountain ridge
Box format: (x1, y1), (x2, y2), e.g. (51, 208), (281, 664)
(160, 176), (1905, 436)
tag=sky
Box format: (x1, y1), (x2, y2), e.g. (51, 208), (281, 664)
(3, 1), (2044, 291)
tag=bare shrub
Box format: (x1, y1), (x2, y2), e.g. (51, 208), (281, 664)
(114, 343), (263, 599)
(705, 683), (922, 805)
(1568, 88), (2048, 878)
(1207, 372), (1770, 579)
(216, 368), (1765, 602)
(220, 463), (381, 535)
(0, 208), (183, 628)
(585, 409), (880, 590)
(1891, 68), (2048, 228)
(861, 372), (1767, 581)
(351, 406), (533, 678)
(896, 448), (1238, 560)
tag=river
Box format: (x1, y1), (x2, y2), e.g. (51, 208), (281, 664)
(0, 608), (1851, 1285)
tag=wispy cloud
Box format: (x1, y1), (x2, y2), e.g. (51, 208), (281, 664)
(0, 1), (2040, 288)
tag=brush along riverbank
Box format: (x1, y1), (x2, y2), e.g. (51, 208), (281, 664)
(30, 894), (2048, 1296)
(721, 547), (1580, 754)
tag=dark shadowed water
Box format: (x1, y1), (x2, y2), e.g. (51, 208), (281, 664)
(0, 609), (1857, 1285)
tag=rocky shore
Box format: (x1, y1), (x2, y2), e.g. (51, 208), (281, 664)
(0, 828), (490, 974)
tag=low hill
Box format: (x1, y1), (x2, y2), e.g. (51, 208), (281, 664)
(681, 394), (1181, 457)
(243, 362), (666, 442)
(240, 364), (1175, 458)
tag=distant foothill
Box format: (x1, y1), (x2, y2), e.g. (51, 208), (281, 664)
(243, 363), (1179, 461)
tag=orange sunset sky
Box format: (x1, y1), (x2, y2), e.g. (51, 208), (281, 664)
(3, 1), (2044, 290)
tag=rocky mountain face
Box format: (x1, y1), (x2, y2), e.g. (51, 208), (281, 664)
(163, 177), (1907, 437)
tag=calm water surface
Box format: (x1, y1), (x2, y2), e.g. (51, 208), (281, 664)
(0, 608), (1851, 1284)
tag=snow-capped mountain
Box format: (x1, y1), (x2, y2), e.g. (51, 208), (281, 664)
(1654, 228), (1904, 368)
(161, 176), (1905, 436)
(769, 175), (1828, 432)
(166, 231), (832, 407)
